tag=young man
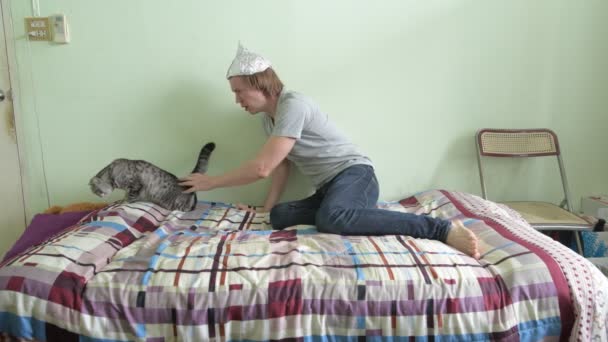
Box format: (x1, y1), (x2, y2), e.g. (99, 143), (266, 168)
(180, 44), (480, 259)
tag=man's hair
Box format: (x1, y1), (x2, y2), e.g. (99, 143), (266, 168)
(241, 68), (283, 98)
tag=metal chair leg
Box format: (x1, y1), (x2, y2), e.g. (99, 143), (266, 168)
(574, 231), (584, 256)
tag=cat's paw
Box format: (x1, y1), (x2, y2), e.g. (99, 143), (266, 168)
(236, 203), (256, 213)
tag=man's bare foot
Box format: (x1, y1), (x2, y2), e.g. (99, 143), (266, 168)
(446, 220), (480, 259)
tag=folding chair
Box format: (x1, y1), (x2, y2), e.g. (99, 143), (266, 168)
(475, 128), (593, 254)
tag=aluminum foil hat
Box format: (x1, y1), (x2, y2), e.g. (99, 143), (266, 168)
(226, 43), (272, 79)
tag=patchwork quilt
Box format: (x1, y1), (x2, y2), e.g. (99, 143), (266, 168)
(1, 190), (607, 341)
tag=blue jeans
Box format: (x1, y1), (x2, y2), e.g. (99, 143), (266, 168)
(270, 164), (451, 241)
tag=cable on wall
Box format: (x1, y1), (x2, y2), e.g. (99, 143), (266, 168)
(24, 0), (52, 209)
(31, 0), (40, 16)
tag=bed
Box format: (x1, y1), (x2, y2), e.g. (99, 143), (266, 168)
(1, 190), (607, 341)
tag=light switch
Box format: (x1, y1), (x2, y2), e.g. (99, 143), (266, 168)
(25, 17), (52, 41)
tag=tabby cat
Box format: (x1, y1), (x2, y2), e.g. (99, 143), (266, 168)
(89, 142), (215, 211)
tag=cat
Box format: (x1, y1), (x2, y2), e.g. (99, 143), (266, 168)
(89, 142), (215, 212)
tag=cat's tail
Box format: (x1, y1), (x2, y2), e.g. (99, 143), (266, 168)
(191, 142), (216, 174)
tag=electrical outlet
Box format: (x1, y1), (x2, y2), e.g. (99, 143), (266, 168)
(25, 17), (52, 41)
(50, 14), (70, 44)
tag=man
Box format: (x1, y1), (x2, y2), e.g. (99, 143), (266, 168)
(180, 43), (480, 259)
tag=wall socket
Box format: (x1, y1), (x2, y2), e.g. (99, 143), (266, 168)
(25, 17), (52, 41)
(25, 15), (70, 43)
(51, 14), (70, 43)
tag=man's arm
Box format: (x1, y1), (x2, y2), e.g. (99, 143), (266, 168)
(261, 159), (290, 212)
(179, 136), (295, 192)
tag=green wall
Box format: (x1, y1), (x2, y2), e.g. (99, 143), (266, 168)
(10, 0), (608, 221)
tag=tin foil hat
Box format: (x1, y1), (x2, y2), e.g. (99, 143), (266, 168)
(226, 42), (272, 79)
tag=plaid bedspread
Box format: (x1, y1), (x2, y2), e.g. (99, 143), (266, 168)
(1, 190), (607, 341)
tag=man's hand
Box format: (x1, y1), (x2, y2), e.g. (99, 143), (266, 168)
(179, 173), (217, 193)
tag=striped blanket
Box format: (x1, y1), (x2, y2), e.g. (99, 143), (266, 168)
(1, 190), (607, 341)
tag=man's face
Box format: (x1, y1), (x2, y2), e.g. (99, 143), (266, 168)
(229, 76), (267, 114)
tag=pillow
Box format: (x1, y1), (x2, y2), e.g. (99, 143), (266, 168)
(2, 211), (92, 262)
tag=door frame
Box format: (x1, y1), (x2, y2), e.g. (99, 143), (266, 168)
(1, 0), (30, 222)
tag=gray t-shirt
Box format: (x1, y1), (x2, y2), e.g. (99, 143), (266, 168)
(263, 89), (373, 189)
